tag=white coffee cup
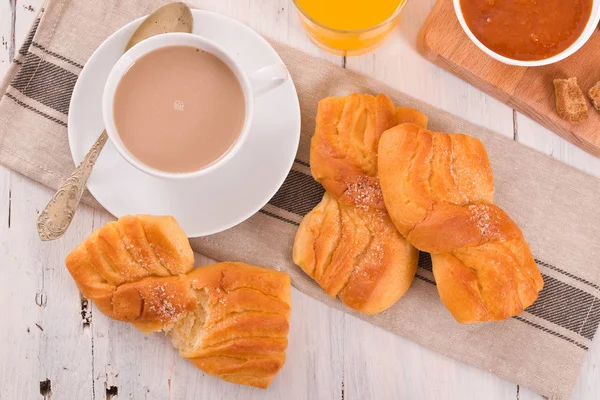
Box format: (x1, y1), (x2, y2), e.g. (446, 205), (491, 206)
(102, 32), (288, 179)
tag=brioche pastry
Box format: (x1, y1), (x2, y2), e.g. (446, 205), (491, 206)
(294, 94), (425, 314)
(293, 192), (418, 314)
(309, 93), (396, 210)
(378, 124), (544, 323)
(113, 262), (291, 389)
(66, 215), (290, 388)
(66, 214), (194, 324)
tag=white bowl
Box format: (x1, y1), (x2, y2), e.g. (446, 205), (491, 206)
(453, 0), (600, 67)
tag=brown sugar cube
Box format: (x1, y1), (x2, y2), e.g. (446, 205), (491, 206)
(553, 78), (588, 123)
(588, 82), (600, 112)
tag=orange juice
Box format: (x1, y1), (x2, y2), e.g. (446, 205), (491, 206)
(293, 0), (407, 56)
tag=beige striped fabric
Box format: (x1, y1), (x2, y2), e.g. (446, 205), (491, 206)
(1, 1), (600, 399)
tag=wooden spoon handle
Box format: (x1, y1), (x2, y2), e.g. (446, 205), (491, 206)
(36, 130), (108, 241)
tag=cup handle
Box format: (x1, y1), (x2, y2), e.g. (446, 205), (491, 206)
(249, 63), (289, 97)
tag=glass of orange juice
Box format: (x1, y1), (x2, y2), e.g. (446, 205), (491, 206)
(292, 0), (408, 56)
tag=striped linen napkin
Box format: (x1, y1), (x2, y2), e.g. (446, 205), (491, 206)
(1, 1), (599, 398)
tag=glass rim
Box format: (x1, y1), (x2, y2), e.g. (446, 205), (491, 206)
(292, 0), (408, 34)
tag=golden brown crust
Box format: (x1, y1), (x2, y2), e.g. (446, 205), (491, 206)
(296, 94), (427, 314)
(396, 106), (429, 127)
(310, 94), (398, 210)
(432, 237), (542, 323)
(111, 274), (198, 333)
(588, 82), (600, 112)
(66, 218), (291, 389)
(554, 77), (588, 123)
(406, 203), (523, 254)
(378, 124), (495, 237)
(169, 263), (291, 389)
(65, 215), (194, 321)
(293, 193), (418, 315)
(378, 124), (544, 323)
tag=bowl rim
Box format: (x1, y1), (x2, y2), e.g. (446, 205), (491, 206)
(292, 0), (408, 34)
(453, 0), (600, 67)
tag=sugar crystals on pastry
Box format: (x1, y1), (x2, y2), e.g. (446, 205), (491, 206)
(378, 123), (544, 323)
(294, 94), (426, 314)
(66, 215), (291, 388)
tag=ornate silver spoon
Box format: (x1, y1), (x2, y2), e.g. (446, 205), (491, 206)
(37, 2), (193, 241)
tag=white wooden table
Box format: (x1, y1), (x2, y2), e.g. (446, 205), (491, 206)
(1, 1), (599, 399)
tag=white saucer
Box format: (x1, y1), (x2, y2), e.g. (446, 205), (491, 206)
(68, 10), (301, 237)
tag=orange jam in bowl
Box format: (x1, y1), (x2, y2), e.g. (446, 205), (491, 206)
(459, 0), (594, 62)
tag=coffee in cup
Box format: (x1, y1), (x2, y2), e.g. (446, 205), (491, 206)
(103, 33), (289, 179)
(113, 45), (246, 173)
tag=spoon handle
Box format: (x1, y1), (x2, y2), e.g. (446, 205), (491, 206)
(37, 130), (109, 241)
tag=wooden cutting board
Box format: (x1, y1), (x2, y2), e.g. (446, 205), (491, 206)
(417, 0), (600, 156)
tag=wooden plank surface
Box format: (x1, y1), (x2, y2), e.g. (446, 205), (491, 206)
(0, 0), (14, 78)
(0, 0), (598, 399)
(417, 0), (600, 158)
